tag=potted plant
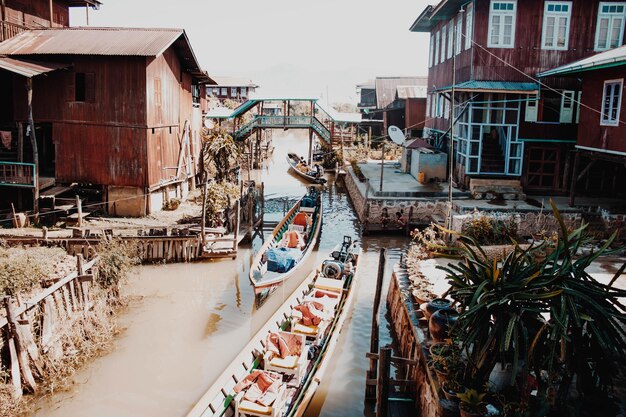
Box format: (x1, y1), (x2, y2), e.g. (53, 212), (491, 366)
(457, 389), (487, 417)
(441, 379), (462, 402)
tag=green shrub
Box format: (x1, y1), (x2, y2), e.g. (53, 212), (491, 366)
(95, 239), (140, 290)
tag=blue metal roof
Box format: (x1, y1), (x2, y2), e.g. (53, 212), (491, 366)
(433, 81), (539, 93)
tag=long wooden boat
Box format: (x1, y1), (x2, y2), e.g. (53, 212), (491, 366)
(249, 187), (322, 292)
(286, 153), (327, 185)
(186, 236), (361, 417)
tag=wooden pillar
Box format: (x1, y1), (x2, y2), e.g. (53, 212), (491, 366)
(48, 0), (53, 26)
(376, 346), (391, 417)
(201, 180), (208, 247)
(569, 151), (580, 207)
(379, 141), (385, 192)
(26, 78), (39, 219)
(367, 249), (386, 399)
(85, 2), (89, 25)
(233, 199), (240, 251)
(308, 129), (313, 166)
(76, 195), (83, 227)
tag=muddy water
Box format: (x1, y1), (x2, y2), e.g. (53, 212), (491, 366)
(30, 131), (408, 417)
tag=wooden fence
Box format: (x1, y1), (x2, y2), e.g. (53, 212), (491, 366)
(0, 255), (98, 397)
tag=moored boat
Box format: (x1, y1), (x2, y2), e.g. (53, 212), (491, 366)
(286, 153), (327, 184)
(249, 187), (322, 292)
(186, 236), (361, 417)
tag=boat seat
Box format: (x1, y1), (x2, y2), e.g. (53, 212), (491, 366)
(314, 277), (345, 293)
(263, 331), (308, 384)
(288, 224), (305, 233)
(238, 400), (272, 416)
(299, 206), (315, 213)
(234, 371), (286, 417)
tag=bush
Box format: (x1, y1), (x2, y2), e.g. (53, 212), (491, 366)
(95, 239), (140, 291)
(0, 246), (69, 297)
(205, 181), (241, 228)
(461, 212), (517, 245)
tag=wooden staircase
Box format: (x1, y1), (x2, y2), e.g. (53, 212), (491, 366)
(480, 138), (505, 173)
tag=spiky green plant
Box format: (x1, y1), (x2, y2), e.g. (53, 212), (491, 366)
(457, 388), (487, 413)
(439, 200), (626, 408)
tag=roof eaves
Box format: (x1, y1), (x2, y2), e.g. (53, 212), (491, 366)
(409, 5), (434, 32)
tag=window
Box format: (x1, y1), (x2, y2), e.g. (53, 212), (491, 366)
(444, 98), (450, 120)
(441, 24), (447, 62)
(437, 94), (444, 117)
(241, 87), (247, 98)
(540, 90), (562, 123)
(221, 87), (227, 96)
(542, 1), (572, 50)
(231, 87), (237, 97)
(488, 1), (517, 48)
(154, 78), (162, 107)
(429, 34), (434, 67)
(595, 2), (626, 51)
(465, 2), (474, 50)
(431, 94), (437, 117)
(69, 72), (95, 102)
(455, 15), (463, 55)
(601, 79), (623, 126)
(447, 22), (454, 59)
(525, 95), (538, 122)
(435, 30), (441, 65)
(426, 95), (431, 117)
(192, 84), (200, 107)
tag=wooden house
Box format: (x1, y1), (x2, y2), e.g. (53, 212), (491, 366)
(410, 0), (626, 193)
(0, 27), (212, 216)
(538, 45), (626, 203)
(207, 76), (258, 102)
(1, 0), (101, 41)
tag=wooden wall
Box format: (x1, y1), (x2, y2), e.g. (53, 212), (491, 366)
(405, 98), (426, 134)
(578, 67), (626, 154)
(4, 0), (70, 27)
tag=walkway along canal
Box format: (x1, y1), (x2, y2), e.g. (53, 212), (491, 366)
(28, 130), (409, 417)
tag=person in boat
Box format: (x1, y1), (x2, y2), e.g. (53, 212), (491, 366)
(313, 164), (323, 179)
(296, 157), (310, 174)
(293, 211), (312, 228)
(280, 229), (305, 249)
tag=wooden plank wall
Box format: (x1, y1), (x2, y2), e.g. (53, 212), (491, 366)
(4, 0), (70, 28)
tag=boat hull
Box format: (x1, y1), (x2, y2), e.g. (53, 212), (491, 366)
(286, 153), (327, 184)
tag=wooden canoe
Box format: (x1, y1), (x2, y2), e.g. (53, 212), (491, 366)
(249, 188), (323, 292)
(286, 153), (327, 185)
(186, 237), (361, 417)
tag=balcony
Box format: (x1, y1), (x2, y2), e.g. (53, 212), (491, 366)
(1, 21), (29, 42)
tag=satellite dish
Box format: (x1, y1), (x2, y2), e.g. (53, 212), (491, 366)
(388, 125), (405, 145)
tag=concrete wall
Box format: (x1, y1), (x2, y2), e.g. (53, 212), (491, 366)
(107, 186), (147, 217)
(409, 150), (447, 182)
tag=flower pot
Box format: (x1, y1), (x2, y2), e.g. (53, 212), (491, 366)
(429, 308), (459, 342)
(435, 367), (449, 385)
(429, 342), (451, 359)
(423, 298), (452, 319)
(441, 382), (459, 401)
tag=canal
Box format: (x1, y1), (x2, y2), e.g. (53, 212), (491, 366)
(29, 131), (409, 417)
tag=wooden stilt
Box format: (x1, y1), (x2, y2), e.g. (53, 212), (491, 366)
(376, 346), (391, 417)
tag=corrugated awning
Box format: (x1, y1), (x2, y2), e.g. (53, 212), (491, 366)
(433, 81), (539, 94)
(0, 57), (67, 78)
(537, 44), (626, 77)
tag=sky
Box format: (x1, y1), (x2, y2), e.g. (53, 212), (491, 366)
(69, 0), (433, 103)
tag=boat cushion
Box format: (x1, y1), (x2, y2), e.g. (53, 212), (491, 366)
(292, 322), (318, 335)
(314, 277), (344, 293)
(293, 212), (312, 227)
(269, 355), (299, 369)
(266, 248), (302, 273)
(239, 400), (272, 416)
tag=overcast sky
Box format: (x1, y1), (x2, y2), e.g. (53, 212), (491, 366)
(70, 0), (432, 103)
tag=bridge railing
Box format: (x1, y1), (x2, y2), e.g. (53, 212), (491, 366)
(0, 161), (36, 187)
(232, 115), (332, 144)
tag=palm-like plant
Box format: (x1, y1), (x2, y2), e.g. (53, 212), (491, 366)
(438, 201), (626, 409)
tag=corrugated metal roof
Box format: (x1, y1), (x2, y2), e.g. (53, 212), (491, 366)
(410, 0), (468, 32)
(405, 138), (434, 150)
(433, 81), (539, 93)
(375, 76), (428, 109)
(205, 106), (235, 119)
(0, 57), (67, 78)
(0, 27), (184, 56)
(212, 76), (258, 88)
(397, 85), (428, 99)
(537, 45), (626, 77)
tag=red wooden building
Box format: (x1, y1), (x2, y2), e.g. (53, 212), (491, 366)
(539, 45), (626, 203)
(410, 0), (626, 193)
(0, 27), (212, 216)
(1, 0), (101, 41)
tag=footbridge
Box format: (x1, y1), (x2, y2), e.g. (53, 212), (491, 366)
(205, 97), (361, 148)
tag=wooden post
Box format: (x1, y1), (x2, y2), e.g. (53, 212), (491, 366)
(26, 78), (39, 219)
(368, 126), (372, 158)
(201, 180), (208, 247)
(260, 182), (265, 226)
(366, 248), (386, 399)
(379, 141), (385, 192)
(4, 297), (37, 393)
(85, 2), (89, 25)
(76, 195), (83, 227)
(233, 199), (240, 251)
(376, 346), (391, 417)
(48, 0), (53, 26)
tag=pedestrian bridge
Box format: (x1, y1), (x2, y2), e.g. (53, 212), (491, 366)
(205, 97), (361, 146)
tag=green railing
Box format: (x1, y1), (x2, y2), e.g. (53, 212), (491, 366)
(232, 115), (331, 143)
(0, 162), (36, 188)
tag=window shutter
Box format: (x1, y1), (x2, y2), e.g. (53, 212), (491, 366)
(560, 90), (575, 123)
(66, 72), (75, 101)
(525, 95), (538, 122)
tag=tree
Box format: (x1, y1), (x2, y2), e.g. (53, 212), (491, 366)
(200, 127), (239, 183)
